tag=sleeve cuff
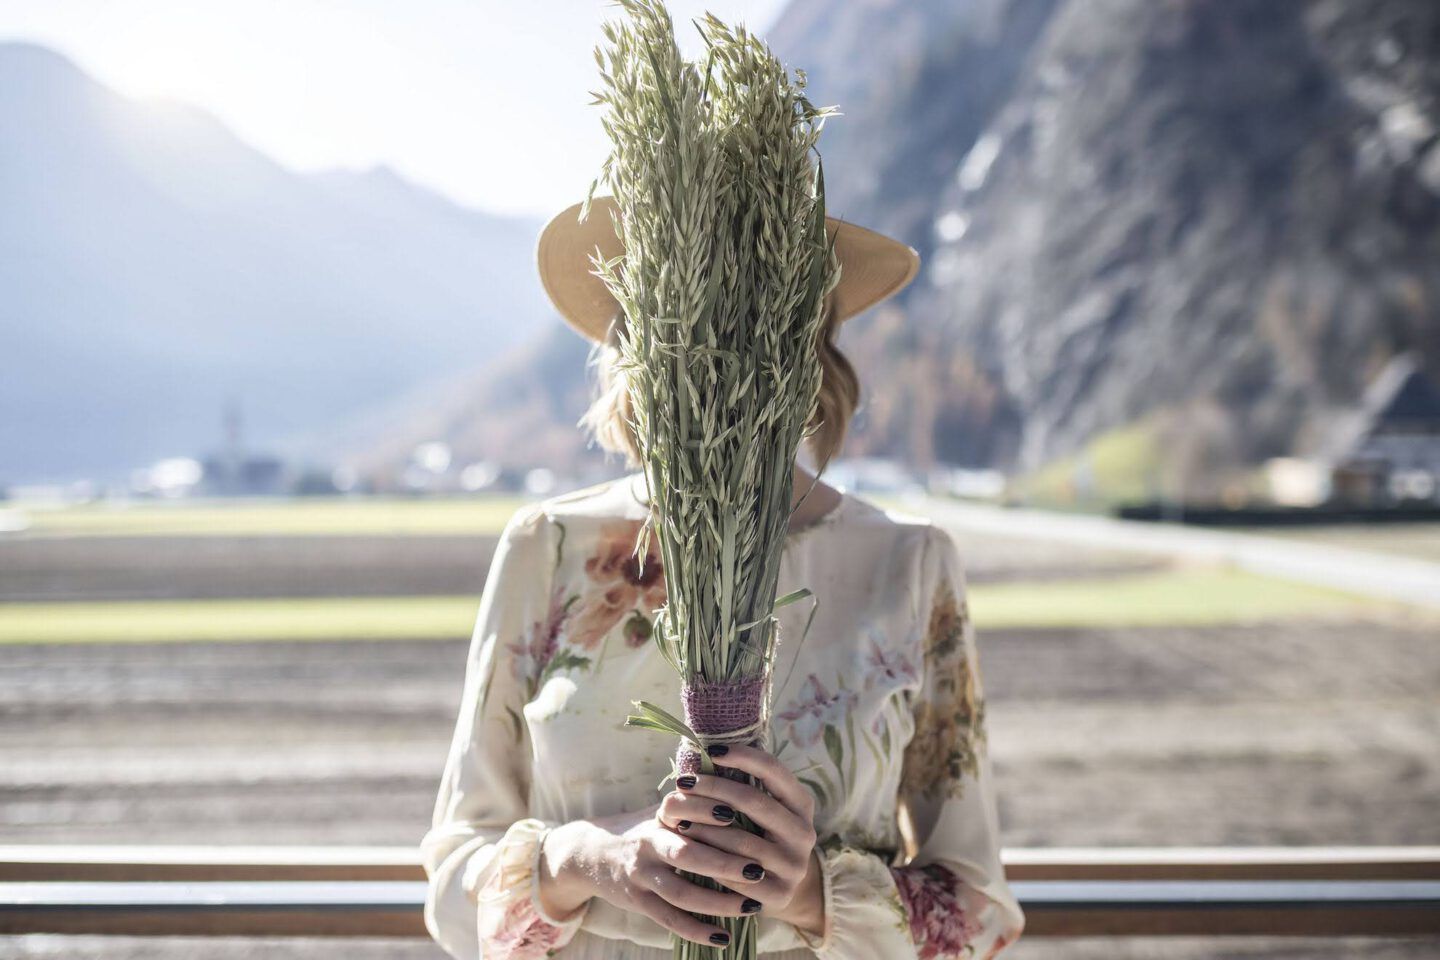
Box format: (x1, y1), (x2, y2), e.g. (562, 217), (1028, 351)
(799, 845), (1025, 959)
(800, 844), (913, 958)
(793, 847), (834, 953)
(472, 818), (589, 959)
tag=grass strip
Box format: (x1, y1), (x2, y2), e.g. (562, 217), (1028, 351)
(4, 497), (529, 539)
(0, 596), (482, 644)
(1, 568), (1429, 645)
(971, 566), (1432, 628)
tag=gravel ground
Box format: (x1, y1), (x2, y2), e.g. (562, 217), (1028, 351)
(0, 536), (499, 602)
(0, 529), (1164, 602)
(2, 619), (1436, 848)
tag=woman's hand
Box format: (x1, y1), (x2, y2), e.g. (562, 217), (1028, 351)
(537, 802), (765, 949)
(655, 744), (826, 937)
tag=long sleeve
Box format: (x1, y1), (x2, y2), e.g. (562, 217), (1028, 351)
(801, 524), (1025, 960)
(420, 502), (588, 959)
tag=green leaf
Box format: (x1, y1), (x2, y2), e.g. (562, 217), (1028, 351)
(799, 776), (829, 809)
(624, 699), (702, 746)
(860, 724), (886, 771)
(823, 724), (844, 772)
(737, 586), (815, 632)
(539, 650), (591, 685)
(773, 587), (812, 609)
(815, 765), (839, 801)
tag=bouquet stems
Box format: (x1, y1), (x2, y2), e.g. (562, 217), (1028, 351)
(583, 1), (840, 955)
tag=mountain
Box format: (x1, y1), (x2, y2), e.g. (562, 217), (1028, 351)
(69, 1), (1435, 500)
(0, 42), (552, 484)
(772, 0), (1440, 497)
(765, 0), (1060, 268)
(765, 0), (1061, 470)
(376, 0), (1440, 493)
(306, 320), (598, 486)
(917, 0), (1440, 494)
(324, 0), (1066, 483)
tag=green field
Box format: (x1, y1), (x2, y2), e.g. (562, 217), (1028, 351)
(2, 566), (1429, 645)
(972, 564), (1434, 629)
(2, 496), (529, 538)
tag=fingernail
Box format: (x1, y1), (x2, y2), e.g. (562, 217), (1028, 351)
(742, 862), (764, 881)
(713, 804), (735, 823)
(709, 932), (730, 945)
(741, 897), (761, 914)
(677, 820), (692, 832)
(677, 774), (697, 790)
(706, 744), (729, 757)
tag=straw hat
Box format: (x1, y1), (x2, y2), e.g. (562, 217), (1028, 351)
(535, 194), (921, 343)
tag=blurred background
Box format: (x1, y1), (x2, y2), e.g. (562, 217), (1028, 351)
(1, 0), (1438, 957)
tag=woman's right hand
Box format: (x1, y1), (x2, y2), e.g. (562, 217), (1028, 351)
(537, 803), (767, 948)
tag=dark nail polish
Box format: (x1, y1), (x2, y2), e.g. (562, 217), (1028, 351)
(742, 862), (764, 881)
(741, 897), (761, 914)
(677, 820), (692, 831)
(709, 932), (731, 945)
(677, 774), (697, 790)
(713, 804), (735, 823)
(706, 744), (729, 757)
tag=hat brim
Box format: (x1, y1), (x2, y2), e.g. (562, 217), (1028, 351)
(535, 194), (920, 343)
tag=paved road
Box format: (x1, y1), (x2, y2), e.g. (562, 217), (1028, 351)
(919, 498), (1440, 610)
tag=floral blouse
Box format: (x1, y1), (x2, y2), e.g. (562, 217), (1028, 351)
(420, 472), (1025, 960)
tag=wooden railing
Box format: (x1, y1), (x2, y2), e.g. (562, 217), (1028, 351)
(2, 846), (1438, 938)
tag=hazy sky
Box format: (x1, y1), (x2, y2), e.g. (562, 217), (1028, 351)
(0, 0), (789, 218)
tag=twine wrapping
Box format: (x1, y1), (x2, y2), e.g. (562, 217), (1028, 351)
(675, 675), (768, 775)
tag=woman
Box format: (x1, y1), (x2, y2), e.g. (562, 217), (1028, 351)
(420, 196), (1025, 959)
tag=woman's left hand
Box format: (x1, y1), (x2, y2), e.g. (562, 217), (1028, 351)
(655, 744), (825, 937)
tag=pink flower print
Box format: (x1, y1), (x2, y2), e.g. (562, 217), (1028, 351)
(583, 520), (666, 606)
(483, 893), (569, 960)
(776, 674), (858, 749)
(983, 931), (1018, 959)
(891, 863), (984, 960)
(863, 633), (919, 737)
(864, 634), (919, 690)
(566, 520), (667, 650)
(566, 581), (634, 651)
(508, 584), (570, 690)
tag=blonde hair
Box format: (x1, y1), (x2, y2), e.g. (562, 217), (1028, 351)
(580, 295), (859, 475)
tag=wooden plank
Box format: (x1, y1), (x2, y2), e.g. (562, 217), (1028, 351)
(0, 881), (429, 937)
(1, 878), (1436, 938)
(0, 846), (420, 883)
(1003, 846), (1440, 881)
(4, 845), (1437, 883)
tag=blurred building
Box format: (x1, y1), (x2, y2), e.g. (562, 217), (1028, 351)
(1325, 352), (1440, 507)
(199, 400), (289, 497)
(823, 457), (925, 498)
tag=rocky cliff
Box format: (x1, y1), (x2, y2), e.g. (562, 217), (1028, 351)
(775, 0), (1440, 496)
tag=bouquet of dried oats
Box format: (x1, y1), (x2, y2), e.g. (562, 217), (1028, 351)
(581, 1), (841, 956)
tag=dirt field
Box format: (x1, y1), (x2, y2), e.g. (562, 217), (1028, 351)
(1, 526), (1436, 957)
(3, 617), (1435, 849)
(0, 535), (500, 601)
(0, 526), (1167, 603)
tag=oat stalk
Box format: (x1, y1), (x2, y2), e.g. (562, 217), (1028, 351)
(581, 1), (841, 957)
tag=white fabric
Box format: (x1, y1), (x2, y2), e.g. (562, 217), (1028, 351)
(421, 472), (1025, 959)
